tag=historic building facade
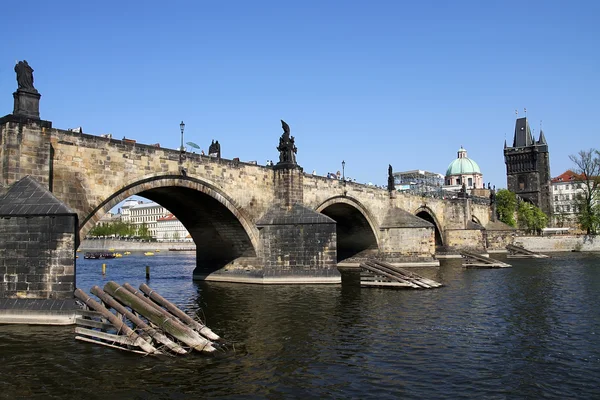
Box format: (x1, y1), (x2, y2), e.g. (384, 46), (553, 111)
(156, 213), (192, 242)
(551, 170), (591, 228)
(504, 117), (552, 216)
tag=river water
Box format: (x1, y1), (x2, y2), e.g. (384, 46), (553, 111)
(1, 252), (599, 399)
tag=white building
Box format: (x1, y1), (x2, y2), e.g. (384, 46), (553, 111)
(393, 170), (444, 192)
(551, 170), (588, 228)
(129, 202), (168, 238)
(120, 198), (142, 223)
(156, 213), (192, 242)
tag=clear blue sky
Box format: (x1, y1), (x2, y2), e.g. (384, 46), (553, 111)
(1, 1), (598, 189)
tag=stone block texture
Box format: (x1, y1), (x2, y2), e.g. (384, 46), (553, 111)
(0, 215), (76, 298)
(257, 204), (339, 280)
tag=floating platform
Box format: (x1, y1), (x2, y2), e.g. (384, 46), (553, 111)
(506, 244), (550, 258)
(359, 261), (443, 289)
(460, 251), (512, 268)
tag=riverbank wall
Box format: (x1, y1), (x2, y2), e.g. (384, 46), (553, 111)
(516, 235), (600, 253)
(78, 239), (195, 252)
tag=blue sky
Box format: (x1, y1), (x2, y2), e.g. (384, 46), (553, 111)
(1, 1), (598, 189)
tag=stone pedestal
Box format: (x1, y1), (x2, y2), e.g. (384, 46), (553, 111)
(273, 165), (304, 206)
(256, 204), (340, 283)
(13, 89), (41, 119)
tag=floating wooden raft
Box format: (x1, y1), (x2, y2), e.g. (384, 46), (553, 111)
(74, 281), (222, 356)
(359, 260), (443, 289)
(506, 244), (550, 259)
(460, 251), (512, 268)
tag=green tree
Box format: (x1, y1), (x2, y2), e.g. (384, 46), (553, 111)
(517, 201), (548, 234)
(137, 222), (151, 239)
(569, 149), (600, 234)
(495, 189), (517, 227)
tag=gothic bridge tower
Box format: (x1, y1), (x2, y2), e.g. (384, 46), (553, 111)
(504, 117), (552, 216)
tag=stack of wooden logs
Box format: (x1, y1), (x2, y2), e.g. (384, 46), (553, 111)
(74, 282), (222, 356)
(360, 261), (443, 289)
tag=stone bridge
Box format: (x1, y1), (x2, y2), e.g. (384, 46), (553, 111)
(0, 113), (503, 299)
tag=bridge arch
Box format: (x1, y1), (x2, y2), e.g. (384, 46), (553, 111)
(414, 205), (444, 247)
(316, 196), (380, 262)
(80, 174), (259, 263)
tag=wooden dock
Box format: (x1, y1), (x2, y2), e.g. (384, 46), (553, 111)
(506, 244), (550, 259)
(360, 261), (443, 289)
(460, 251), (512, 268)
(74, 282), (223, 356)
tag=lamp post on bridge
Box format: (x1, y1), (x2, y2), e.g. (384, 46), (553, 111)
(342, 160), (347, 196)
(179, 120), (185, 163)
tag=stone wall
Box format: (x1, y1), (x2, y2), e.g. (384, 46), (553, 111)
(0, 116), (52, 190)
(0, 215), (76, 299)
(516, 235), (600, 252)
(485, 230), (516, 251)
(445, 229), (485, 252)
(379, 227), (435, 261)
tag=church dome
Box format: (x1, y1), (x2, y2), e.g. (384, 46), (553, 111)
(445, 147), (481, 176)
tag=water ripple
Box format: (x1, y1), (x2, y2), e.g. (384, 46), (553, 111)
(1, 253), (599, 399)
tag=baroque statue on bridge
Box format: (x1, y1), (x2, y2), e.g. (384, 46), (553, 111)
(14, 60), (37, 92)
(387, 164), (395, 192)
(276, 120), (297, 166)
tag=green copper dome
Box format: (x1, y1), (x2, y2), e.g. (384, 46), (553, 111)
(445, 147), (481, 176)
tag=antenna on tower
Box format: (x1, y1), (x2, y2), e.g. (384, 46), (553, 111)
(515, 109), (518, 117)
(540, 120), (543, 131)
(524, 108), (527, 118)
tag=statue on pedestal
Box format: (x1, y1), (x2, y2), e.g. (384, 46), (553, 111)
(12, 60), (41, 119)
(276, 120), (297, 165)
(387, 164), (395, 192)
(15, 60), (37, 93)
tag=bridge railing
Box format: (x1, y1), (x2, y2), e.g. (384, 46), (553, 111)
(398, 186), (491, 205)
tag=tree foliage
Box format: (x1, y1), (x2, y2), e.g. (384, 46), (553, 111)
(496, 189), (517, 227)
(569, 149), (600, 234)
(517, 201), (548, 234)
(87, 221), (152, 240)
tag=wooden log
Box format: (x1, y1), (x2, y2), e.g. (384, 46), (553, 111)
(360, 262), (419, 288)
(90, 286), (187, 355)
(365, 261), (432, 289)
(376, 261), (443, 288)
(78, 309), (102, 318)
(139, 283), (221, 341)
(73, 288), (160, 355)
(75, 317), (114, 331)
(103, 281), (215, 353)
(75, 336), (150, 355)
(76, 327), (138, 346)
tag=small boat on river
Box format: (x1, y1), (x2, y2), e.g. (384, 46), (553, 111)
(144, 252), (155, 256)
(84, 252), (117, 260)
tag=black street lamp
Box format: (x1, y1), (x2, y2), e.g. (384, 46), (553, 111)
(342, 160), (346, 196)
(179, 121), (185, 162)
(180, 121), (185, 151)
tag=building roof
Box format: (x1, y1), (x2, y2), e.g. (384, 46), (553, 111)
(551, 170), (585, 183)
(157, 213), (178, 221)
(445, 147), (481, 176)
(131, 202), (164, 210)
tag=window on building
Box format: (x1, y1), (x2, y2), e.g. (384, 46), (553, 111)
(468, 178), (473, 187)
(566, 205), (571, 212)
(456, 178), (461, 185)
(555, 195), (558, 201)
